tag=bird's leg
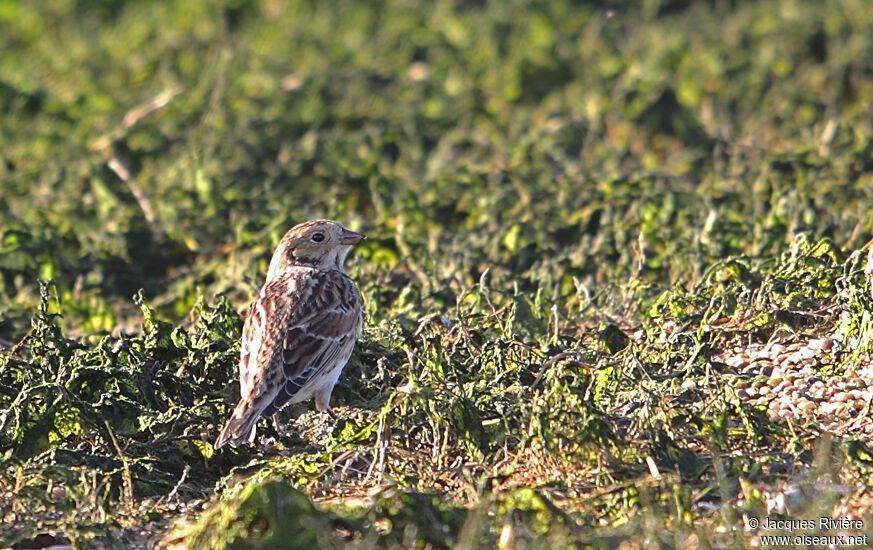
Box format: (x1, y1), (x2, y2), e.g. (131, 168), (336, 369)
(315, 389), (338, 420)
(271, 413), (282, 433)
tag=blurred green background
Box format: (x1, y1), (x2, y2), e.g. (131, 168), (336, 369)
(3, 0), (873, 547)
(3, 0), (872, 340)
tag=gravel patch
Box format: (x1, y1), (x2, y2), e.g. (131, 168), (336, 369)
(716, 336), (873, 438)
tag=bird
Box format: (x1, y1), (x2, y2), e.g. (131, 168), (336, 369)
(214, 220), (364, 449)
(866, 243), (873, 300)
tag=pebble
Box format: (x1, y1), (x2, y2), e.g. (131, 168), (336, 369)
(738, 365), (755, 377)
(808, 338), (831, 352)
(717, 331), (873, 437)
(768, 343), (787, 355)
(726, 356), (749, 369)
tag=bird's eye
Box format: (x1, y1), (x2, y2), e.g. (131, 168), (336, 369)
(311, 232), (325, 243)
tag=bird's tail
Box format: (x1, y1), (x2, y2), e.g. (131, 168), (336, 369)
(215, 400), (262, 450)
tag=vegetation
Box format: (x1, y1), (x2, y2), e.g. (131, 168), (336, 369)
(2, 0), (873, 547)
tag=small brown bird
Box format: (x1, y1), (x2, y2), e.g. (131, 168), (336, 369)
(215, 220), (364, 449)
(866, 244), (873, 300)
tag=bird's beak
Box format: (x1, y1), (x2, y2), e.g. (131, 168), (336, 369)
(340, 228), (365, 245)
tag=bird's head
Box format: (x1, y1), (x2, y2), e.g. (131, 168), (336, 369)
(266, 220), (364, 280)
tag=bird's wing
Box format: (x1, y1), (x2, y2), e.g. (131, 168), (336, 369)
(265, 270), (362, 414)
(216, 269), (361, 449)
(237, 278), (294, 402)
(241, 269), (361, 408)
(237, 301), (260, 398)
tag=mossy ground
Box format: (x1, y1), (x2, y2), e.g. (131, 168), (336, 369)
(3, 0), (873, 548)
